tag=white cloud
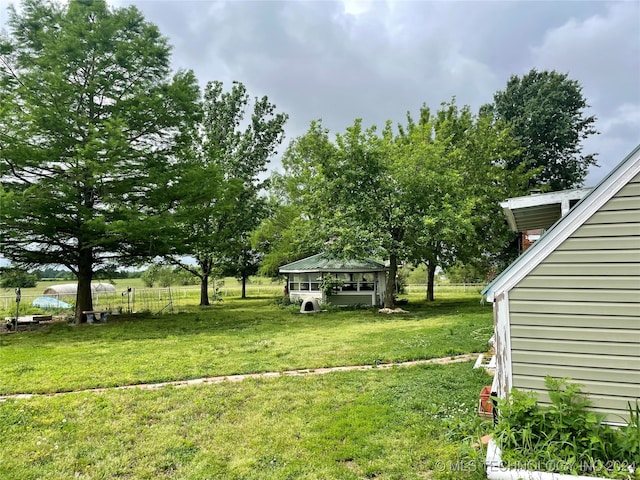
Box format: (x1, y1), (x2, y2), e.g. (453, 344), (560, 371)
(341, 0), (373, 17)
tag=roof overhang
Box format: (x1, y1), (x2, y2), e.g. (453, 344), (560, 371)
(500, 188), (592, 232)
(279, 253), (388, 274)
(280, 267), (387, 274)
(483, 144), (640, 302)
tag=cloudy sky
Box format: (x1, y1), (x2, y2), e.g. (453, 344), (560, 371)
(1, 0), (639, 186)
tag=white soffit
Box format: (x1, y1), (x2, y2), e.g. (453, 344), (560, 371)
(500, 188), (592, 232)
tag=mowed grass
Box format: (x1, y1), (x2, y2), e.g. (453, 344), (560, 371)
(0, 293), (493, 394)
(0, 293), (494, 479)
(0, 363), (492, 480)
(0, 277), (284, 315)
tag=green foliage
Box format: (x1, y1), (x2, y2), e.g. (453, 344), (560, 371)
(319, 276), (344, 296)
(395, 265), (410, 293)
(140, 265), (200, 287)
(403, 102), (524, 301)
(404, 264), (428, 285)
(0, 267), (38, 289)
(0, 0), (200, 320)
(274, 101), (522, 306)
(165, 80), (287, 303)
(490, 68), (598, 190)
(252, 202), (318, 278)
(31, 268), (74, 280)
(443, 261), (488, 284)
(620, 402), (640, 465)
(93, 267), (136, 280)
(495, 377), (640, 478)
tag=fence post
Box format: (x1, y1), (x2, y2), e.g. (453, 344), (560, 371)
(14, 288), (21, 330)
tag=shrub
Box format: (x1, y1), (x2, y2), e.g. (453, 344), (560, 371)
(495, 376), (639, 479)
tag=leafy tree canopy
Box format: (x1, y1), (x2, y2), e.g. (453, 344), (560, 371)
(272, 100), (523, 305)
(164, 80), (287, 304)
(489, 69), (598, 191)
(0, 267), (38, 289)
(0, 0), (200, 321)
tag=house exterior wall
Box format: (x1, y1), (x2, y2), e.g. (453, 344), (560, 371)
(326, 293), (374, 306)
(507, 172), (640, 422)
(288, 271), (386, 306)
(289, 290), (323, 303)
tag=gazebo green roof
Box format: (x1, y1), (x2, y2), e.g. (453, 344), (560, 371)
(279, 253), (387, 273)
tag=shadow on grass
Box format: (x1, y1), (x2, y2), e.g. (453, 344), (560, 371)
(3, 295), (490, 348)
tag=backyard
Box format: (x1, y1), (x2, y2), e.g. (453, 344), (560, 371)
(0, 290), (494, 479)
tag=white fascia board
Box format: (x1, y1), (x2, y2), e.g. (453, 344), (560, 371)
(279, 269), (319, 274)
(494, 291), (512, 399)
(487, 145), (640, 302)
(499, 188), (592, 211)
(279, 268), (387, 274)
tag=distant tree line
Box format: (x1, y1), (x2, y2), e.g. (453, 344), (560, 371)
(140, 265), (199, 288)
(0, 266), (143, 290)
(0, 0), (598, 318)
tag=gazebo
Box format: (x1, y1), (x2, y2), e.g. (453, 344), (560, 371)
(279, 253), (387, 307)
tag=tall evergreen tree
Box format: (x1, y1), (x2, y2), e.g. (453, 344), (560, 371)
(0, 0), (200, 322)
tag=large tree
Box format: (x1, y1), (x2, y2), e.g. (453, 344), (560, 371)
(0, 0), (199, 322)
(165, 80), (287, 304)
(251, 200), (319, 279)
(403, 103), (523, 300)
(276, 101), (522, 305)
(490, 69), (598, 191)
(276, 118), (434, 307)
(256, 121), (341, 279)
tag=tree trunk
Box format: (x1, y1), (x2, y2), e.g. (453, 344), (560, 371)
(199, 273), (210, 306)
(197, 257), (213, 306)
(426, 262), (437, 302)
(241, 273), (247, 299)
(75, 248), (94, 324)
(384, 253), (397, 308)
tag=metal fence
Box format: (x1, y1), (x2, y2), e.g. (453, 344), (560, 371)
(1, 282), (484, 317)
(1, 284), (286, 317)
(404, 283), (486, 294)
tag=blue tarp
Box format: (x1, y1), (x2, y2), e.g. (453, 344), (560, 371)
(32, 296), (72, 309)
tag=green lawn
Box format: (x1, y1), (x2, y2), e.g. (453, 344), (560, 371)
(0, 294), (493, 394)
(0, 294), (494, 479)
(0, 277), (284, 316)
(0, 364), (492, 479)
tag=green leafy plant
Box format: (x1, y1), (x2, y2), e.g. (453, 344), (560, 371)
(619, 401), (640, 465)
(320, 277), (344, 296)
(495, 377), (639, 479)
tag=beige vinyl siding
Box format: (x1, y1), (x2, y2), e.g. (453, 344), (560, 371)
(511, 312), (638, 329)
(508, 172), (640, 422)
(326, 294), (373, 306)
